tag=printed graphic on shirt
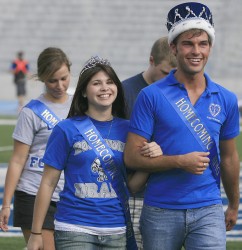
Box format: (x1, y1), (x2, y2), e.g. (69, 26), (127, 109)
(209, 103), (221, 117)
(91, 158), (108, 182)
(73, 139), (125, 155)
(73, 139), (125, 199)
(207, 103), (222, 124)
(74, 182), (117, 198)
(29, 156), (44, 168)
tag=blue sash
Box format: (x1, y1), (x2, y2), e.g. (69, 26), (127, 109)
(74, 116), (137, 250)
(25, 100), (61, 130)
(159, 85), (220, 187)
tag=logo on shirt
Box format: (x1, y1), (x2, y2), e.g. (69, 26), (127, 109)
(209, 103), (221, 117)
(91, 158), (108, 182)
(73, 139), (124, 183)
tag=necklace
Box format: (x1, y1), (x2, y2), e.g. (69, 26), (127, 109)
(85, 112), (113, 139)
(106, 119), (113, 139)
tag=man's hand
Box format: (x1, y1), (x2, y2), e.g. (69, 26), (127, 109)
(178, 151), (210, 174)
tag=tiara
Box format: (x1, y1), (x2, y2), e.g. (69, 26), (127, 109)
(80, 56), (111, 75)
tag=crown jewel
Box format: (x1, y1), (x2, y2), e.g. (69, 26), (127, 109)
(81, 56), (111, 75)
(167, 4), (214, 31)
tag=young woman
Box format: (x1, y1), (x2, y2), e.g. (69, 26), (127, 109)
(0, 47), (72, 250)
(26, 56), (161, 250)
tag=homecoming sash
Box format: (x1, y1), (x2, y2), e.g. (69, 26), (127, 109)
(25, 100), (61, 130)
(159, 86), (220, 187)
(74, 116), (137, 250)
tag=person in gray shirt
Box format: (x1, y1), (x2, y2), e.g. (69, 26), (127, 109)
(0, 47), (72, 250)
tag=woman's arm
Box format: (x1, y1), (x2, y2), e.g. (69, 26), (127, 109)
(127, 171), (150, 195)
(127, 141), (163, 194)
(27, 165), (61, 250)
(0, 140), (29, 231)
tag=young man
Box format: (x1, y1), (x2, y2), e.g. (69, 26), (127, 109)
(124, 2), (240, 250)
(122, 37), (177, 249)
(122, 36), (177, 118)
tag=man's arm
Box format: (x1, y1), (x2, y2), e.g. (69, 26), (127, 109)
(220, 138), (240, 231)
(124, 132), (210, 174)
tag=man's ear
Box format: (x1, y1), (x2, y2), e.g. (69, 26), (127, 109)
(170, 43), (177, 56)
(149, 55), (155, 66)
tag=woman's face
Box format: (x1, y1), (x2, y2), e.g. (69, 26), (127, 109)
(84, 70), (117, 112)
(45, 64), (70, 101)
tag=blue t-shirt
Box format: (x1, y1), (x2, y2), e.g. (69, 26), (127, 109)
(43, 116), (129, 227)
(129, 70), (240, 209)
(122, 72), (147, 119)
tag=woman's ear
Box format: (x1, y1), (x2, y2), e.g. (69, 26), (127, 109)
(82, 93), (87, 98)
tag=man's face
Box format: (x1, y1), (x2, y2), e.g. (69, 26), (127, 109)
(150, 60), (175, 83)
(170, 30), (211, 76)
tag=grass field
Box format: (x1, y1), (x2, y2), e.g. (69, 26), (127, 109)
(0, 124), (14, 163)
(0, 117), (242, 249)
(0, 237), (26, 250)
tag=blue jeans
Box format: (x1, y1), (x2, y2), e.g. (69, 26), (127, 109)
(140, 204), (226, 250)
(54, 230), (126, 250)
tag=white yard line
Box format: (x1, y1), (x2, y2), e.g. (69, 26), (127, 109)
(0, 146), (13, 152)
(0, 119), (17, 125)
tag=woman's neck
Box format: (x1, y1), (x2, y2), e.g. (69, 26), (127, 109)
(44, 93), (68, 104)
(85, 109), (113, 121)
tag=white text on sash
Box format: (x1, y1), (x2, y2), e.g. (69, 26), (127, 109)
(175, 98), (214, 150)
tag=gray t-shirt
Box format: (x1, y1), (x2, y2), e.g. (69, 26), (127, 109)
(14, 94), (72, 201)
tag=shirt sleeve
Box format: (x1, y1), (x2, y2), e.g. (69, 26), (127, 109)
(129, 89), (155, 140)
(12, 108), (40, 145)
(42, 125), (70, 170)
(220, 94), (240, 140)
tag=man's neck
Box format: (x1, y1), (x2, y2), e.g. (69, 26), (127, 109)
(174, 70), (206, 89)
(142, 70), (152, 85)
(174, 70), (207, 105)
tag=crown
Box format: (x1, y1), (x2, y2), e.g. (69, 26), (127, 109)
(80, 56), (111, 75)
(166, 2), (215, 45)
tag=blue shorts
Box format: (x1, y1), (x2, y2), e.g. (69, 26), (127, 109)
(140, 204), (226, 250)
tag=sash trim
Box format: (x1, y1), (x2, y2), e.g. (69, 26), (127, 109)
(25, 100), (61, 130)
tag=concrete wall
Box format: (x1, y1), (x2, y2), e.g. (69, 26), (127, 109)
(0, 0), (241, 101)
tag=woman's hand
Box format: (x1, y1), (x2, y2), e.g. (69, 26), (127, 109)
(27, 234), (44, 250)
(0, 207), (11, 232)
(140, 141), (163, 158)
